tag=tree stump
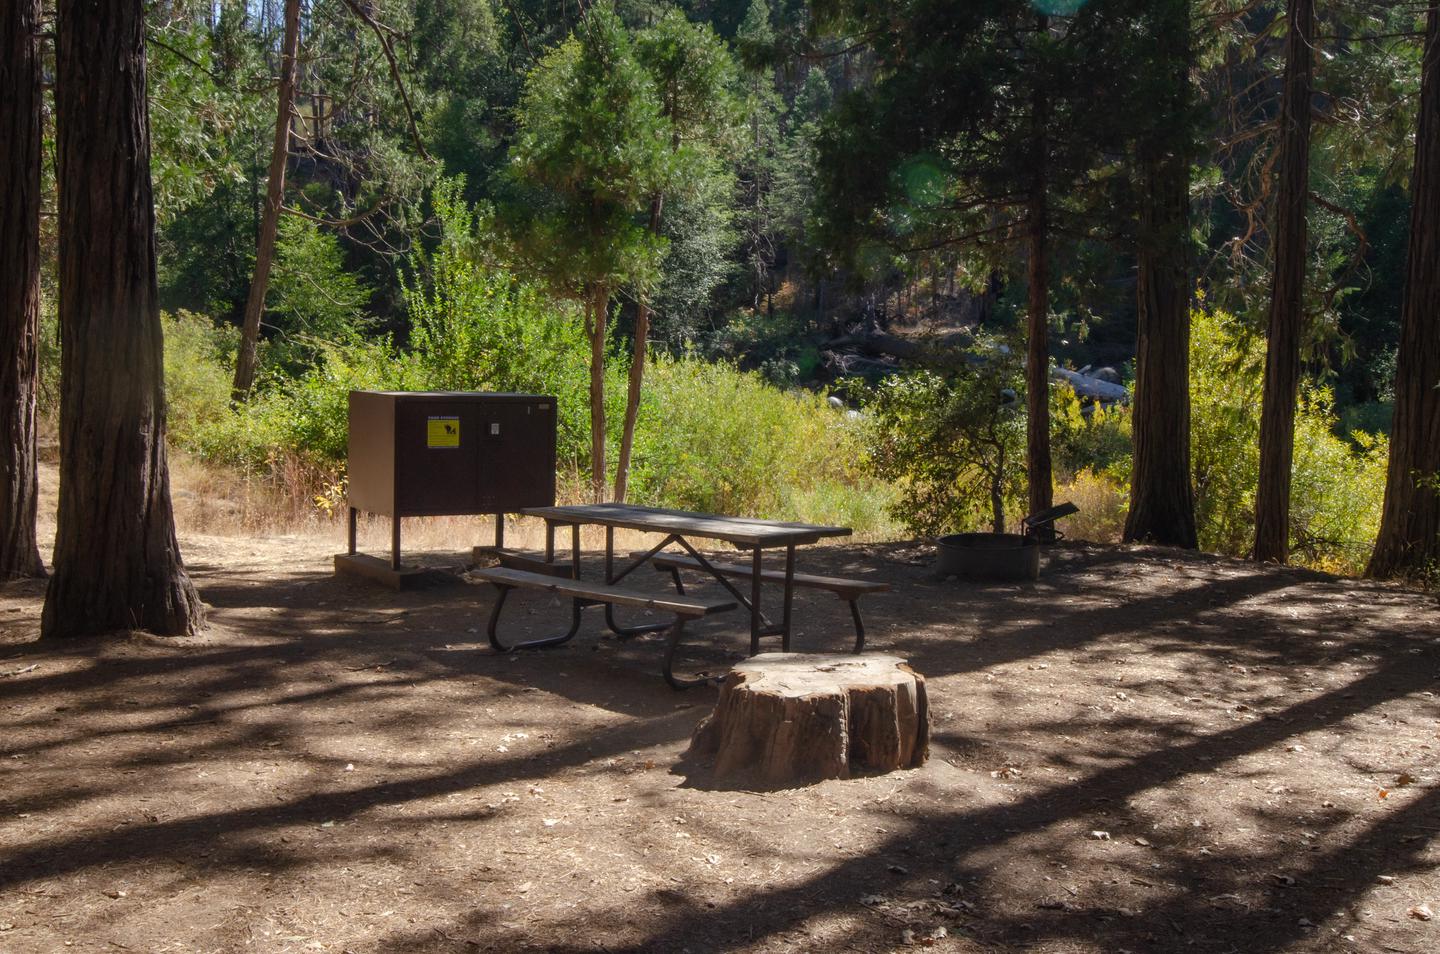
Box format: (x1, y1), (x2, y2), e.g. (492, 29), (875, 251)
(689, 653), (929, 787)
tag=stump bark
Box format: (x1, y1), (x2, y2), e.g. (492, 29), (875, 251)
(689, 653), (928, 787)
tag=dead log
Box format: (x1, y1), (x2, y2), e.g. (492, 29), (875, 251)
(689, 653), (929, 787)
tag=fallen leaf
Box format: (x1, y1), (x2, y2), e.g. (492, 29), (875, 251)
(1378, 789), (1389, 799)
(1134, 837), (1151, 847)
(542, 819), (558, 827)
(1377, 875), (1395, 885)
(888, 864), (909, 875)
(1090, 831), (1111, 841)
(1410, 904), (1433, 921)
(1396, 773), (1417, 787)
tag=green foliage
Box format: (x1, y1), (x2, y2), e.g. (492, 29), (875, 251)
(864, 338), (1027, 536)
(159, 268), (894, 536)
(634, 8), (742, 343)
(1050, 384), (1132, 484)
(1189, 305), (1266, 555)
(263, 216), (375, 373)
(162, 311), (239, 449)
(146, 1), (268, 225)
(627, 357), (890, 532)
(504, 4), (670, 298)
(1188, 305), (1388, 574)
(405, 180), (617, 469)
(708, 307), (821, 387)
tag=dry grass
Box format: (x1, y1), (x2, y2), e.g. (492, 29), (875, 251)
(162, 450), (882, 560)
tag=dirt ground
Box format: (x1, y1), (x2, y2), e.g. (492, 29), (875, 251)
(2, 474), (1439, 953)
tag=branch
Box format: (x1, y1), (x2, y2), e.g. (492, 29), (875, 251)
(146, 31), (223, 81)
(281, 201), (385, 230)
(500, 0), (537, 65)
(338, 0), (432, 162)
(1309, 189), (1371, 315)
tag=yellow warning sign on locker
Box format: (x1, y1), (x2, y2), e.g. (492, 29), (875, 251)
(427, 416), (460, 448)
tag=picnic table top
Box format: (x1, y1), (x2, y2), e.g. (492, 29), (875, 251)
(520, 503), (853, 547)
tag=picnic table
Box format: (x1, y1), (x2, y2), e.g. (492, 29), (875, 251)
(470, 503), (888, 688)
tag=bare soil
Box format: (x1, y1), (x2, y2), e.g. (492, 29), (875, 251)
(2, 473), (1439, 953)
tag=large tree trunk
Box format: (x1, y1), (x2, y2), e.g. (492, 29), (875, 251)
(1254, 0), (1315, 565)
(587, 285), (609, 504)
(0, 0), (47, 579)
(1368, 5), (1440, 579)
(1026, 60), (1054, 535)
(1123, 0), (1197, 549)
(43, 0), (204, 639)
(614, 194), (664, 504)
(231, 0), (301, 401)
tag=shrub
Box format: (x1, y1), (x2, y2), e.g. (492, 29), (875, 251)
(863, 336), (1027, 536)
(1053, 468), (1128, 543)
(1188, 305), (1388, 574)
(627, 357), (883, 524)
(263, 215), (375, 374)
(162, 310), (237, 449)
(1050, 383), (1131, 485)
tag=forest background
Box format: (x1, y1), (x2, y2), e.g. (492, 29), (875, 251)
(20, 0), (1435, 578)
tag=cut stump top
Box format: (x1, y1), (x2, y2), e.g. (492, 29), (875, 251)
(724, 653), (917, 698)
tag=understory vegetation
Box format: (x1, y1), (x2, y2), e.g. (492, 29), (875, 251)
(140, 281), (1390, 574)
(21, 0), (1426, 581)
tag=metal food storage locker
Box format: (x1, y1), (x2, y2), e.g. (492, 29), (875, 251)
(337, 391), (557, 585)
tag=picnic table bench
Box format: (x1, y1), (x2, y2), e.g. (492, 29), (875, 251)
(470, 565), (735, 689)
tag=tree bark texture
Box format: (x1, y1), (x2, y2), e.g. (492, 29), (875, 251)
(43, 0), (204, 638)
(0, 0), (47, 579)
(588, 285), (609, 504)
(1368, 5), (1440, 579)
(689, 653), (929, 788)
(1124, 0), (1198, 549)
(614, 194), (664, 504)
(1254, 0), (1314, 565)
(1026, 71), (1054, 534)
(231, 0), (301, 400)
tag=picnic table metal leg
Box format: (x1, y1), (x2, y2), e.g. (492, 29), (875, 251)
(601, 526), (672, 638)
(485, 585), (583, 652)
(781, 544), (795, 652)
(605, 525), (614, 581)
(663, 618), (721, 690)
(670, 538), (773, 629)
(749, 546), (763, 656)
(571, 523), (581, 578)
(849, 600), (866, 653)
